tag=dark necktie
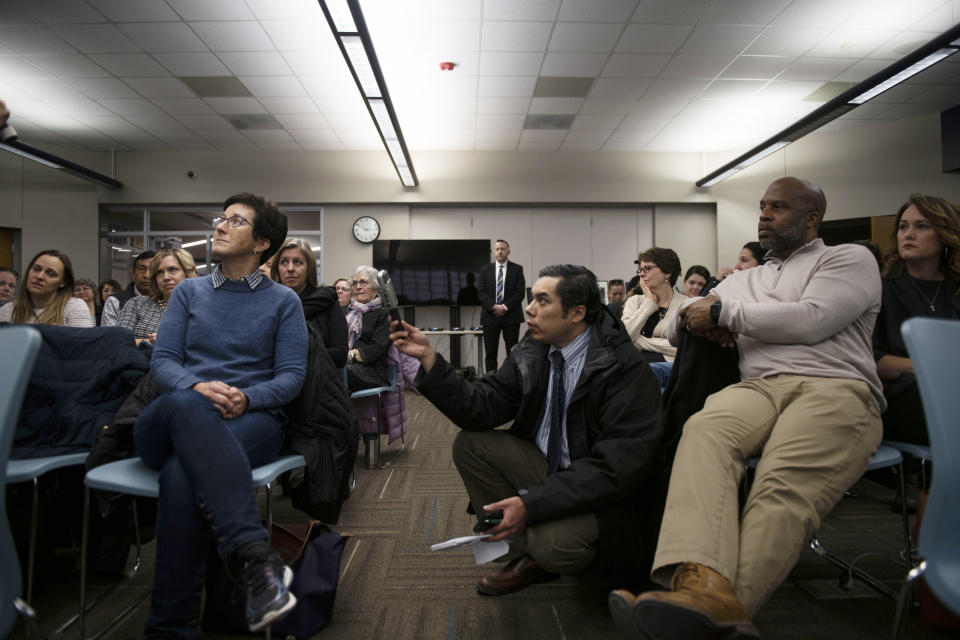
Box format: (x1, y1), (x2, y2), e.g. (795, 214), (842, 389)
(547, 351), (566, 473)
(496, 265), (504, 304)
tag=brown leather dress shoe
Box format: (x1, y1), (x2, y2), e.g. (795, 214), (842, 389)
(608, 563), (761, 640)
(476, 556), (559, 596)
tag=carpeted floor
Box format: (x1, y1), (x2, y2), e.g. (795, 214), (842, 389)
(10, 391), (951, 639)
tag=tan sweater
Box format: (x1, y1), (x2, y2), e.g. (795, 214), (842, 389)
(668, 238), (885, 411)
(622, 290), (688, 361)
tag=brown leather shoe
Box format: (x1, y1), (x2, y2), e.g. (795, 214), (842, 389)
(608, 563), (761, 640)
(476, 556), (559, 596)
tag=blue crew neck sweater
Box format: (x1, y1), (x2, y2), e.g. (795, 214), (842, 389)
(151, 275), (307, 410)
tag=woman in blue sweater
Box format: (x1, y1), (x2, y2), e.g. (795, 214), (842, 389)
(133, 193), (307, 637)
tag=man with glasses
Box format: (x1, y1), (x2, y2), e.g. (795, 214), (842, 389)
(133, 193), (307, 636)
(101, 250), (157, 326)
(609, 177), (884, 640)
(477, 239), (525, 373)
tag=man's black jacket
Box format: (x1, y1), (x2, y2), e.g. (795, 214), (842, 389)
(416, 306), (664, 587)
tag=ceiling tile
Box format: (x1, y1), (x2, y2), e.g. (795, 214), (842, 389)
(879, 102), (942, 118)
(255, 141), (302, 151)
(179, 75), (252, 96)
(204, 96), (266, 114)
(483, 0), (561, 21)
(11, 77), (87, 99)
(476, 113), (526, 129)
(87, 0), (180, 22)
(772, 0), (864, 28)
(745, 27), (830, 57)
(421, 21), (482, 50)
(125, 114), (190, 132)
(617, 24), (692, 54)
(479, 52), (544, 76)
(0, 27), (76, 54)
(123, 77), (196, 98)
(299, 140), (344, 150)
(520, 129), (568, 142)
(73, 114), (145, 133)
(805, 28), (897, 58)
(242, 129), (293, 142)
(281, 51), (348, 76)
(602, 53), (670, 77)
(720, 56), (792, 79)
(261, 21), (337, 52)
(90, 54), (170, 77)
(559, 0), (639, 22)
(298, 73), (359, 97)
(118, 23), (208, 53)
(619, 114), (672, 130)
(905, 84), (960, 104)
(98, 98), (165, 115)
(533, 76), (595, 97)
(679, 25), (765, 56)
(258, 96), (318, 113)
(630, 0), (714, 24)
(481, 21), (553, 52)
(754, 80), (823, 101)
(475, 141), (517, 150)
(477, 97), (531, 113)
(55, 25), (140, 54)
(562, 140), (604, 149)
(46, 98), (115, 116)
(197, 129), (249, 142)
(67, 77), (142, 99)
(478, 76), (538, 96)
(830, 58), (888, 84)
(417, 0), (483, 21)
(243, 0), (324, 21)
(868, 30), (942, 60)
(165, 0), (255, 21)
(153, 52), (231, 76)
(22, 54), (109, 78)
(699, 79), (766, 99)
(571, 112), (624, 129)
(778, 57), (853, 81)
(212, 141), (258, 151)
(0, 56), (48, 80)
(529, 96), (585, 113)
(564, 128), (612, 141)
(152, 98), (215, 115)
(474, 129), (521, 142)
(175, 114), (234, 129)
(541, 53), (608, 76)
(701, 0), (792, 25)
(21, 0), (106, 25)
(658, 55), (735, 79)
(908, 2), (958, 31)
(629, 97), (690, 115)
(190, 22), (276, 52)
(907, 60), (960, 85)
(643, 78), (711, 98)
(218, 52), (292, 76)
(418, 75), (478, 97)
(239, 75), (306, 97)
(275, 113), (331, 129)
(549, 22), (624, 53)
(518, 141), (562, 150)
(287, 128), (339, 142)
(580, 98), (634, 113)
(311, 94), (367, 113)
(590, 77), (653, 98)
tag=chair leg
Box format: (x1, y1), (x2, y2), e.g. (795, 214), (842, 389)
(895, 463), (914, 563)
(891, 560), (926, 640)
(26, 477), (39, 605)
(79, 486), (90, 640)
(808, 536), (898, 600)
(13, 597), (39, 640)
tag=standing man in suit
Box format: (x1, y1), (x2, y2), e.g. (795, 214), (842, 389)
(478, 239), (525, 372)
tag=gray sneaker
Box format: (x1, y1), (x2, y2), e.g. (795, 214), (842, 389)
(241, 543), (297, 632)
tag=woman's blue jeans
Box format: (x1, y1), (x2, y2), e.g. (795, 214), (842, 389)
(133, 389), (284, 637)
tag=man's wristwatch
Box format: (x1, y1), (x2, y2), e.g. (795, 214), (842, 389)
(709, 300), (722, 325)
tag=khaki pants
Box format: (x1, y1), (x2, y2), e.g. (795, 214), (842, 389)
(452, 429), (599, 575)
(652, 374), (882, 614)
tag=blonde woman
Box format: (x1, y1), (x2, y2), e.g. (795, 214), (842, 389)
(0, 249), (93, 327)
(118, 248), (197, 345)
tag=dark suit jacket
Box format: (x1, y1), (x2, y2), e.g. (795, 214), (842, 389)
(477, 261), (525, 324)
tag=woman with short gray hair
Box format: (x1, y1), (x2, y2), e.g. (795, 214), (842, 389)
(344, 265), (391, 390)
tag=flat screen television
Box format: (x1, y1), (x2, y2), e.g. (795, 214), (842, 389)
(372, 239), (490, 306)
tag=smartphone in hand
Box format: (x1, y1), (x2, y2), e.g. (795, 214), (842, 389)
(473, 509), (504, 533)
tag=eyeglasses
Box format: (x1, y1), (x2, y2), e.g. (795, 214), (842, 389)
(351, 279), (371, 288)
(211, 215), (250, 229)
(637, 265), (659, 274)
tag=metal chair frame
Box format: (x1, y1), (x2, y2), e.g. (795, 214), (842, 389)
(349, 364), (403, 469)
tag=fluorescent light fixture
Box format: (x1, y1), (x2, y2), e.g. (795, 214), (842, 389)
(0, 140), (122, 189)
(318, 0), (418, 188)
(849, 48), (956, 104)
(697, 23), (960, 188)
(311, 246), (322, 252)
(181, 239), (206, 248)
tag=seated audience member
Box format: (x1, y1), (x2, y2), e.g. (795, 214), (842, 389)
(258, 255), (274, 279)
(715, 242), (765, 281)
(333, 278), (351, 313)
(621, 248), (688, 362)
(606, 278), (626, 319)
(854, 239), (884, 271)
(609, 177), (884, 639)
(873, 194), (960, 446)
(133, 193), (306, 636)
(681, 266), (710, 297)
(118, 249), (197, 345)
(101, 250), (157, 326)
(271, 238), (349, 367)
(344, 266), (392, 391)
(0, 250), (94, 327)
(390, 265), (662, 595)
(97, 278), (121, 324)
(0, 266), (19, 306)
(74, 277), (97, 322)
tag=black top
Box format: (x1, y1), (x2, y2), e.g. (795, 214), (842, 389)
(639, 308), (668, 338)
(873, 274), (960, 362)
(299, 284), (349, 368)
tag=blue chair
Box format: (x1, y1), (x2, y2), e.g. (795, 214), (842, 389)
(892, 318), (960, 637)
(0, 326), (43, 639)
(883, 439), (932, 491)
(76, 454), (306, 639)
(350, 364), (401, 469)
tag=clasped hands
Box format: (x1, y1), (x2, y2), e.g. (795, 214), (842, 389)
(192, 381), (248, 419)
(680, 295), (738, 348)
(492, 304), (507, 317)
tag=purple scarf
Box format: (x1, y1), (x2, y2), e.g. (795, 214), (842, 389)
(346, 296), (382, 348)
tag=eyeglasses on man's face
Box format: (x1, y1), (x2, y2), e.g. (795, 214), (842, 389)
(211, 215), (251, 229)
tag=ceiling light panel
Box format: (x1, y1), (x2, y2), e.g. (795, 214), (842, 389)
(341, 36), (381, 97)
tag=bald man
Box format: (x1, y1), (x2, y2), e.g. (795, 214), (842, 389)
(609, 177), (885, 639)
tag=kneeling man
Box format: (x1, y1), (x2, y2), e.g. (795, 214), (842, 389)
(609, 177), (884, 639)
(391, 265), (662, 594)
